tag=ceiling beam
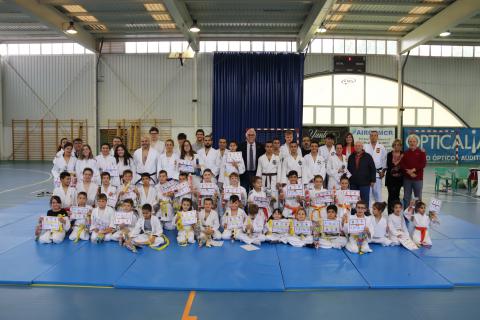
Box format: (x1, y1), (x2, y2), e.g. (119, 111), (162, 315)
(335, 0), (447, 9)
(400, 0), (480, 53)
(297, 0), (335, 52)
(8, 0), (97, 52)
(163, 0), (198, 51)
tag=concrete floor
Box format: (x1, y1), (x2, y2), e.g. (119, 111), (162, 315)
(0, 161), (479, 320)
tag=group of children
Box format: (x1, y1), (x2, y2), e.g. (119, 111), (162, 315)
(36, 165), (439, 254)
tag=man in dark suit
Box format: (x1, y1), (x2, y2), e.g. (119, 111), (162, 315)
(347, 141), (376, 207)
(238, 128), (265, 191)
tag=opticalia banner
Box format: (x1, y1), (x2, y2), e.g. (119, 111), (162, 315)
(350, 127), (396, 152)
(403, 127), (480, 163)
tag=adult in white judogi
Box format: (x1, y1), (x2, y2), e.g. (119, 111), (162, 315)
(279, 143), (305, 185)
(158, 139), (179, 180)
(150, 127), (165, 155)
(197, 135), (221, 179)
(327, 143), (350, 190)
(303, 141), (326, 183)
(133, 136), (159, 185)
(279, 130), (301, 161)
(364, 130), (387, 204)
(256, 142), (280, 191)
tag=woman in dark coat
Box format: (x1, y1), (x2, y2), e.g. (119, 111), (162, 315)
(385, 139), (403, 214)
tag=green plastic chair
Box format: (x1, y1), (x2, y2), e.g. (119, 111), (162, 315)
(452, 167), (472, 192)
(434, 167), (453, 192)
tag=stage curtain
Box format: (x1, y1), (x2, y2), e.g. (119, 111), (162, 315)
(212, 52), (304, 143)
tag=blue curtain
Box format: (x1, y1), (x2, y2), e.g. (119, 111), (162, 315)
(212, 52), (304, 144)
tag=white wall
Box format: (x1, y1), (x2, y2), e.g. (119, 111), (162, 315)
(2, 52), (479, 159)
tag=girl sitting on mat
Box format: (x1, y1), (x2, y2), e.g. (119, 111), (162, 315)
(286, 208), (313, 247)
(370, 202), (393, 246)
(131, 204), (165, 248)
(68, 192), (92, 242)
(264, 208), (289, 244)
(90, 193), (115, 243)
(221, 195), (246, 241)
(388, 200), (414, 246)
(176, 198), (197, 245)
(404, 200), (438, 247)
(35, 196), (71, 244)
(344, 200), (374, 254)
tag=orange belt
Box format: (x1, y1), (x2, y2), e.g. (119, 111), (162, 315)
(310, 205), (326, 221)
(415, 226), (427, 243)
(284, 204), (300, 217)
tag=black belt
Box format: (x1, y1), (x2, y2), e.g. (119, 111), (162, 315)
(262, 173), (277, 187)
(135, 172), (156, 185)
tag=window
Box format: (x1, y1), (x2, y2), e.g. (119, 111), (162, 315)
(333, 74), (364, 106)
(303, 73), (465, 127)
(322, 39), (333, 53)
(334, 39), (344, 53)
(345, 39), (355, 54)
(356, 40), (366, 54)
(376, 40), (386, 55)
(316, 107), (331, 125)
(310, 39), (321, 53)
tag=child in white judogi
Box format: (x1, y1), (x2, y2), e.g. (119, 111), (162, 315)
(237, 204), (266, 246)
(344, 200), (375, 254)
(222, 172), (247, 210)
(221, 195), (247, 240)
(68, 192), (92, 242)
(173, 172), (196, 212)
(138, 173), (158, 207)
(316, 205), (347, 249)
(279, 170), (305, 218)
(156, 170), (175, 230)
(264, 209), (289, 243)
(131, 204), (165, 248)
(327, 144), (350, 190)
(370, 202), (392, 246)
(90, 194), (115, 243)
(76, 168), (98, 207)
(176, 198), (197, 245)
(99, 172), (117, 208)
(334, 176), (354, 219)
(286, 208), (313, 247)
(405, 200), (438, 247)
(109, 199), (139, 244)
(279, 142), (305, 185)
(219, 141), (245, 187)
(35, 196), (71, 244)
(306, 175), (329, 223)
(303, 141), (326, 183)
(53, 171), (77, 208)
(388, 200), (413, 246)
(248, 176), (272, 220)
(117, 170), (140, 207)
(96, 143), (118, 184)
(256, 141), (280, 198)
(197, 198), (222, 244)
(197, 169), (220, 209)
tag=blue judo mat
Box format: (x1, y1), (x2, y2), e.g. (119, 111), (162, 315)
(3, 206), (480, 290)
(345, 245), (453, 289)
(115, 239), (285, 291)
(276, 245), (368, 290)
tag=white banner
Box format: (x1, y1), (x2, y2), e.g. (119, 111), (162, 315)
(350, 127), (396, 152)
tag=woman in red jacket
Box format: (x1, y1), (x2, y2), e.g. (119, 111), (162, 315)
(400, 135), (427, 207)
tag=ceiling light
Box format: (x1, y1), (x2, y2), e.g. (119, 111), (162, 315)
(439, 31), (451, 37)
(189, 20), (200, 33)
(317, 24), (327, 33)
(65, 21), (78, 34)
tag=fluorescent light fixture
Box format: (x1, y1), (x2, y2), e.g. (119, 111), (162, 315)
(189, 20), (200, 33)
(439, 31), (451, 37)
(65, 21), (78, 34)
(317, 24), (327, 33)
